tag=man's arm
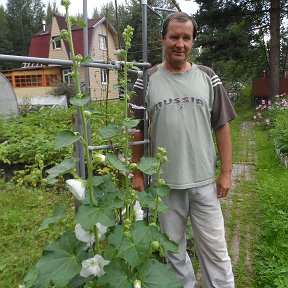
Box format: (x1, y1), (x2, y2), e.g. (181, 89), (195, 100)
(214, 122), (233, 198)
(131, 131), (145, 191)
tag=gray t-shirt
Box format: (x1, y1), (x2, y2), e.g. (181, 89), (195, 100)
(131, 63), (236, 189)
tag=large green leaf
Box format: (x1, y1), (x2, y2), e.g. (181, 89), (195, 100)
(97, 259), (131, 287)
(75, 204), (116, 230)
(68, 274), (95, 288)
(147, 185), (171, 198)
(46, 158), (78, 179)
(35, 232), (84, 288)
(117, 236), (147, 268)
(24, 265), (39, 288)
(69, 94), (90, 106)
(39, 205), (66, 231)
(122, 118), (140, 128)
(133, 221), (178, 253)
(137, 157), (159, 175)
(107, 225), (124, 249)
(107, 153), (128, 172)
(55, 130), (81, 149)
(142, 259), (182, 288)
(92, 174), (123, 207)
(99, 124), (122, 139)
(137, 191), (169, 213)
(107, 223), (149, 269)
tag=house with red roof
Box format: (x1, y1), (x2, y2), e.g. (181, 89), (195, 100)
(2, 14), (120, 101)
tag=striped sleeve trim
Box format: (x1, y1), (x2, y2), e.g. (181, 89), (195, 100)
(211, 75), (222, 87)
(134, 78), (143, 90)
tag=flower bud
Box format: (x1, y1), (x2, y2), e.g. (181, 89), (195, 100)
(74, 54), (83, 62)
(156, 196), (162, 204)
(129, 163), (137, 170)
(158, 179), (166, 186)
(123, 231), (130, 238)
(133, 280), (141, 288)
(94, 153), (106, 164)
(60, 29), (69, 40)
(151, 241), (160, 251)
(61, 0), (70, 8)
(83, 110), (92, 118)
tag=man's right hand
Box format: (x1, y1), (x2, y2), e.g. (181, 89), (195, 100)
(132, 171), (145, 192)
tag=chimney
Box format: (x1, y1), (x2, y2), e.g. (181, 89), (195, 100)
(42, 19), (46, 32)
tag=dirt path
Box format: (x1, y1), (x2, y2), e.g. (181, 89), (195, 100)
(195, 122), (256, 287)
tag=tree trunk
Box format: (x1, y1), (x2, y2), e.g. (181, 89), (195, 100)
(269, 0), (280, 99)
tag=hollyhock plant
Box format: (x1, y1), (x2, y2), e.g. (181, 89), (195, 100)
(22, 2), (182, 288)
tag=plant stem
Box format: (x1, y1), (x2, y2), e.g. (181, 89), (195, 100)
(93, 225), (100, 254)
(65, 7), (95, 205)
(123, 48), (130, 218)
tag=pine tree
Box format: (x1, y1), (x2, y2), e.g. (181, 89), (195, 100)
(6, 0), (45, 57)
(0, 5), (14, 70)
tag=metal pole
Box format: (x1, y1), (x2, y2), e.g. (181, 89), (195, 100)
(0, 54), (150, 69)
(142, 0), (149, 190)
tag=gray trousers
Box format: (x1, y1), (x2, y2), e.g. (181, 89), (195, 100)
(158, 183), (235, 288)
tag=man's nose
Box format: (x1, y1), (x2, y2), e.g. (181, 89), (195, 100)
(176, 38), (184, 47)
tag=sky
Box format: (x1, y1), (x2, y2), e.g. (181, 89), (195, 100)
(0, 0), (199, 18)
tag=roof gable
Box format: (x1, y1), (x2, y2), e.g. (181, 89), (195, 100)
(28, 15), (117, 59)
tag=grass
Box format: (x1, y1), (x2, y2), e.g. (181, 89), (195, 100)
(226, 92), (288, 287)
(0, 180), (75, 287)
(252, 127), (288, 287)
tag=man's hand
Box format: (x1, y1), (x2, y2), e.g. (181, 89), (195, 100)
(216, 172), (232, 198)
(132, 170), (145, 192)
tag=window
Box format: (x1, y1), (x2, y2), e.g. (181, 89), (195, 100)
(14, 75), (43, 87)
(6, 76), (13, 85)
(62, 69), (73, 84)
(99, 35), (107, 50)
(52, 36), (61, 49)
(100, 69), (108, 84)
(45, 74), (59, 86)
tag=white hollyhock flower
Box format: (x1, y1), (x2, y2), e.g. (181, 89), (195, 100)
(75, 224), (95, 243)
(66, 179), (85, 201)
(75, 223), (108, 244)
(80, 255), (110, 278)
(134, 201), (144, 221)
(96, 222), (108, 240)
(94, 153), (106, 163)
(18, 285), (25, 288)
(133, 280), (141, 288)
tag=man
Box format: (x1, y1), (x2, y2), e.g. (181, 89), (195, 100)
(130, 12), (236, 288)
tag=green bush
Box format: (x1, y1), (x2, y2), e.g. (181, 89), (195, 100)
(271, 109), (288, 155)
(0, 101), (125, 187)
(253, 94), (288, 156)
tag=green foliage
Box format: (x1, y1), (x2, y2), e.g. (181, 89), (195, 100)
(6, 0), (45, 57)
(253, 128), (288, 287)
(194, 0), (288, 82)
(0, 5), (14, 69)
(0, 179), (74, 287)
(0, 101), (125, 187)
(253, 94), (288, 156)
(271, 109), (288, 155)
(0, 107), (73, 165)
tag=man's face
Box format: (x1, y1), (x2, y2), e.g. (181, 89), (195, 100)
(162, 20), (194, 68)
